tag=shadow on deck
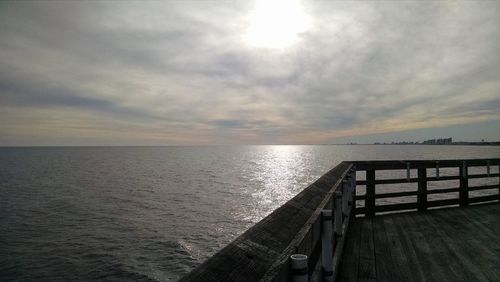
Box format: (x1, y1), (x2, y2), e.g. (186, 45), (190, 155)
(340, 204), (500, 282)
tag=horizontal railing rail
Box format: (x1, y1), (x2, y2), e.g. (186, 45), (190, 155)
(351, 158), (500, 217)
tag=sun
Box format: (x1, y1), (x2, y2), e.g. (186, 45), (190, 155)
(244, 0), (311, 50)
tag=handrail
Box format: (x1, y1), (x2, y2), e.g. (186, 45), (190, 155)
(351, 158), (500, 217)
(261, 164), (355, 281)
(181, 162), (354, 282)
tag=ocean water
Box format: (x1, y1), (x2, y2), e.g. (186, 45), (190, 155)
(1, 145), (499, 281)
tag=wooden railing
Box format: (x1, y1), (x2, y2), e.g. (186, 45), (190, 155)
(181, 162), (355, 282)
(352, 159), (500, 217)
(261, 164), (356, 281)
(181, 158), (499, 282)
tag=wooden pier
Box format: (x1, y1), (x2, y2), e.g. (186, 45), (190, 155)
(181, 158), (500, 282)
(340, 204), (500, 281)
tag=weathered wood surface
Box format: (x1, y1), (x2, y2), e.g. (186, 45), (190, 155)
(340, 204), (500, 282)
(351, 159), (500, 171)
(417, 167), (427, 211)
(459, 163), (469, 206)
(365, 169), (375, 217)
(180, 162), (351, 282)
(354, 158), (499, 216)
(357, 173), (500, 185)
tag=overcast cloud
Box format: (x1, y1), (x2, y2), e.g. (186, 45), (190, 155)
(1, 1), (499, 145)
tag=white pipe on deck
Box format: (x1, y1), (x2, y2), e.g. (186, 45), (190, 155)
(290, 254), (308, 282)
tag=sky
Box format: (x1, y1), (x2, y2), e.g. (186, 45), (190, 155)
(1, 1), (499, 146)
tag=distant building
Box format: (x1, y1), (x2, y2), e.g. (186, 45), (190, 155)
(422, 138), (452, 145)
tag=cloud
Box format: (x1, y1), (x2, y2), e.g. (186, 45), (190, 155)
(0, 1), (499, 145)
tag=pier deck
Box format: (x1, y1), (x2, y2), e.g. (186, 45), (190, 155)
(340, 204), (500, 282)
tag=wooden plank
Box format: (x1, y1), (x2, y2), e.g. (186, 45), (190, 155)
(426, 198), (459, 207)
(468, 184), (499, 191)
(417, 168), (427, 211)
(339, 218), (362, 282)
(374, 190), (417, 199)
(418, 210), (482, 281)
(467, 173), (500, 179)
(357, 218), (376, 281)
(355, 195), (365, 200)
(458, 205), (500, 248)
(354, 207), (366, 216)
(365, 169), (375, 217)
(468, 194), (499, 204)
(434, 208), (494, 281)
(352, 159), (500, 171)
(432, 207), (500, 281)
(375, 216), (415, 282)
(402, 212), (457, 282)
(372, 178), (418, 184)
(374, 202), (418, 213)
(356, 173), (499, 186)
(332, 211), (354, 281)
(387, 215), (427, 281)
(357, 190), (418, 201)
(454, 205), (500, 248)
(372, 217), (398, 282)
(427, 175), (460, 181)
(426, 187), (459, 194)
(443, 206), (500, 279)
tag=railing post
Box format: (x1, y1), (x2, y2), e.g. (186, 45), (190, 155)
(333, 191), (343, 247)
(350, 167), (356, 214)
(406, 162), (411, 182)
(342, 179), (349, 218)
(498, 164), (500, 202)
(290, 254), (308, 282)
(417, 167), (427, 211)
(459, 161), (469, 206)
(366, 169), (376, 217)
(321, 210), (333, 281)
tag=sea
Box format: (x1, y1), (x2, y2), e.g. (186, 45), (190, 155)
(1, 145), (499, 281)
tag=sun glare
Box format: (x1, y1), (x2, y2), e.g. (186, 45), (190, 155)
(244, 0), (311, 50)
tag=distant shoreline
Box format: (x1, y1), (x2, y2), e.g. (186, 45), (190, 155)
(1, 143), (500, 148)
(335, 142), (500, 146)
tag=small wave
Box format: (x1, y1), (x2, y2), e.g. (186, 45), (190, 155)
(86, 262), (159, 282)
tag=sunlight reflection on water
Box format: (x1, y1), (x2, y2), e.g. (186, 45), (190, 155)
(246, 146), (311, 222)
